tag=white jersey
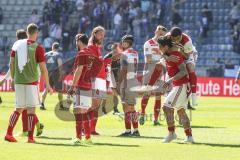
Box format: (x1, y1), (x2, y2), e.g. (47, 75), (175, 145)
(143, 38), (161, 63)
(120, 48), (139, 89)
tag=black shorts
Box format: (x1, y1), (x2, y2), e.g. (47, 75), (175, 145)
(48, 73), (63, 92)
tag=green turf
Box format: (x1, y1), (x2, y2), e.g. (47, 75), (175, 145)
(0, 92), (239, 160)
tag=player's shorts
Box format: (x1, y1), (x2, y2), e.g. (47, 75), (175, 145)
(49, 74), (63, 92)
(163, 83), (190, 110)
(74, 89), (92, 109)
(185, 52), (198, 64)
(92, 78), (107, 99)
(15, 84), (41, 108)
(120, 88), (137, 105)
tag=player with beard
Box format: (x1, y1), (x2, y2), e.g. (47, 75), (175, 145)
(118, 35), (140, 137)
(88, 26), (106, 135)
(68, 33), (103, 145)
(158, 36), (194, 143)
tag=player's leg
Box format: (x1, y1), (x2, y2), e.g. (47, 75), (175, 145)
(26, 84), (42, 143)
(113, 94), (120, 114)
(162, 106), (176, 143)
(119, 102), (132, 136)
(21, 109), (28, 136)
(139, 93), (150, 125)
(5, 84), (25, 142)
(41, 89), (48, 110)
(162, 86), (183, 143)
(73, 89), (92, 144)
(5, 108), (24, 142)
(90, 98), (101, 135)
(130, 105), (140, 136)
(153, 92), (161, 126)
(177, 108), (194, 143)
(186, 61), (198, 106)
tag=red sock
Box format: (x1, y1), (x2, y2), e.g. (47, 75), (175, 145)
(148, 66), (162, 85)
(124, 112), (131, 130)
(141, 97), (149, 114)
(83, 113), (91, 139)
(35, 115), (39, 124)
(189, 72), (197, 93)
(131, 111), (139, 129)
(168, 126), (175, 132)
(185, 128), (192, 136)
(6, 111), (20, 136)
(74, 114), (82, 139)
(28, 114), (37, 140)
(154, 99), (161, 121)
(89, 109), (98, 132)
(22, 109), (28, 132)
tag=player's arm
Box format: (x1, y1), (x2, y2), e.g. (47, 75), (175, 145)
(118, 55), (128, 90)
(37, 46), (53, 94)
(57, 57), (64, 81)
(72, 65), (83, 87)
(10, 57), (14, 79)
(172, 63), (188, 81)
(39, 62), (53, 94)
(144, 43), (153, 63)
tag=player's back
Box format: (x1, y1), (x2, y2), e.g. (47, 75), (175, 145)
(45, 51), (62, 72)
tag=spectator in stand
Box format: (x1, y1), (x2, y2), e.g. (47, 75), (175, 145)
(41, 20), (50, 42)
(62, 23), (71, 53)
(132, 15), (141, 39)
(202, 4), (213, 26)
(61, 7), (69, 26)
(43, 1), (51, 23)
(141, 13), (149, 38)
(79, 13), (91, 34)
(114, 9), (123, 40)
(43, 36), (54, 52)
(0, 6), (3, 24)
(49, 23), (62, 42)
(199, 11), (210, 38)
(172, 7), (182, 26)
(229, 1), (240, 29)
(28, 9), (40, 25)
(76, 0), (85, 12)
(231, 22), (240, 53)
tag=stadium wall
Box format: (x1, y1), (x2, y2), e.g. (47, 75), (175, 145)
(0, 76), (240, 97)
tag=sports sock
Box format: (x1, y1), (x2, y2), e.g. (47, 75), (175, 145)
(7, 111), (20, 136)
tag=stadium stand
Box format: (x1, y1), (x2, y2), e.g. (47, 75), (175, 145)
(0, 0), (239, 77)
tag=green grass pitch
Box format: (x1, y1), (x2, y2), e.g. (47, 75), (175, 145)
(0, 92), (239, 160)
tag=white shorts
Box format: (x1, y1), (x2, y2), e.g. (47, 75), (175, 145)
(15, 84), (41, 108)
(74, 89), (92, 109)
(163, 83), (190, 110)
(92, 78), (107, 99)
(185, 52), (198, 64)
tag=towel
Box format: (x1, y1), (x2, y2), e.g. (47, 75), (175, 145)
(12, 39), (28, 73)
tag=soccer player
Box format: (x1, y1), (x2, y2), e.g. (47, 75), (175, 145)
(5, 23), (53, 143)
(158, 36), (194, 143)
(68, 33), (102, 145)
(2, 29), (44, 138)
(118, 35), (140, 137)
(102, 43), (122, 115)
(41, 42), (65, 110)
(88, 26), (106, 135)
(140, 25), (167, 126)
(169, 27), (198, 108)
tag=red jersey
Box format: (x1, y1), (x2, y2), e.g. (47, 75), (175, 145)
(165, 51), (189, 86)
(11, 39), (45, 85)
(88, 44), (106, 79)
(74, 48), (103, 90)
